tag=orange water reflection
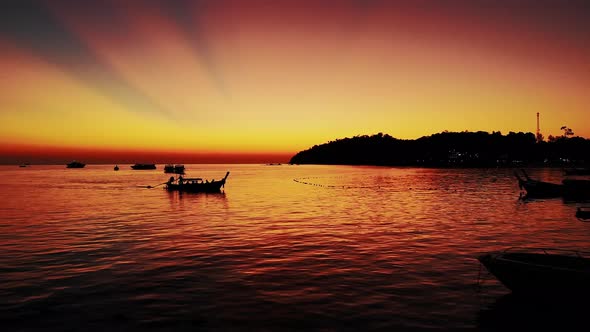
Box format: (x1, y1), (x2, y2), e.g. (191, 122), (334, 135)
(0, 165), (588, 329)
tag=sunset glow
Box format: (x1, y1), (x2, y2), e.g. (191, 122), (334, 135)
(1, 0), (589, 163)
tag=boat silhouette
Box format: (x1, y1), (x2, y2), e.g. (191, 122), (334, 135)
(514, 169), (562, 198)
(131, 163), (156, 170)
(164, 164), (185, 174)
(66, 160), (85, 168)
(165, 172), (230, 193)
(478, 247), (590, 296)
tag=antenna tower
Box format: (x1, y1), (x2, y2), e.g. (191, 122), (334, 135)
(537, 112), (541, 141)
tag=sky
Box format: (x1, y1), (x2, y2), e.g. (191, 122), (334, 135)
(1, 0), (589, 163)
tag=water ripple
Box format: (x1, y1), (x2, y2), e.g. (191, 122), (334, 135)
(0, 165), (588, 329)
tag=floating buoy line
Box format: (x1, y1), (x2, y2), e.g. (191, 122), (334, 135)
(293, 176), (452, 191)
(293, 176), (381, 189)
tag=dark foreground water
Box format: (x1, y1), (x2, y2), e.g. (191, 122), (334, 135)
(0, 165), (588, 330)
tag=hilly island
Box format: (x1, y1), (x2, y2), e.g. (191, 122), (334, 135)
(290, 131), (590, 167)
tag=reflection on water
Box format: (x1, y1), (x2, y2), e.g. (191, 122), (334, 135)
(0, 165), (588, 330)
(166, 190), (228, 207)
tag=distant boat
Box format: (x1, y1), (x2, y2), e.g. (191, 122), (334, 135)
(131, 163), (156, 170)
(514, 169), (562, 198)
(19, 163), (29, 168)
(478, 248), (590, 296)
(165, 172), (229, 193)
(66, 161), (86, 168)
(114, 165), (119, 171)
(164, 164), (185, 174)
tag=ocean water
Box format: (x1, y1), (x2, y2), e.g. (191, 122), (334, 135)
(0, 164), (588, 330)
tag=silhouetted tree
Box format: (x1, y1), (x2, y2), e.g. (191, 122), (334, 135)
(561, 126), (575, 137)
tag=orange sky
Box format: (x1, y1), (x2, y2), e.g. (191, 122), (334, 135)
(1, 0), (589, 163)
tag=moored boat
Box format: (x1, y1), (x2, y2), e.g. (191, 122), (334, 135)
(66, 160), (85, 168)
(514, 169), (562, 198)
(576, 207), (590, 220)
(562, 179), (590, 201)
(564, 168), (590, 176)
(164, 164), (185, 174)
(166, 172), (229, 193)
(131, 163), (156, 170)
(478, 247), (590, 296)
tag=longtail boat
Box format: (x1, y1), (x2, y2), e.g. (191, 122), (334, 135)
(515, 169), (562, 198)
(166, 172), (230, 193)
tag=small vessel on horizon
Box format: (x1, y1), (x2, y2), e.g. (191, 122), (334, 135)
(66, 160), (86, 168)
(164, 164), (185, 174)
(131, 163), (156, 170)
(165, 171), (230, 193)
(114, 165), (119, 171)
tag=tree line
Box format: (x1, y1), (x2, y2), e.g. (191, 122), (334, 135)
(289, 131), (590, 167)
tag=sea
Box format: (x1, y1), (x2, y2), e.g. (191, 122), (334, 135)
(0, 164), (588, 330)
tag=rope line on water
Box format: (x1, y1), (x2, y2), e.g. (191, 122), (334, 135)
(292, 176), (381, 189)
(292, 176), (448, 191)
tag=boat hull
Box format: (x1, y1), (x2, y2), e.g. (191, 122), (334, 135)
(479, 251), (590, 296)
(576, 208), (590, 220)
(66, 162), (85, 168)
(131, 164), (156, 170)
(520, 181), (562, 198)
(165, 182), (225, 193)
(522, 181), (563, 198)
(564, 168), (590, 176)
(515, 170), (562, 198)
(164, 164), (185, 174)
(562, 179), (590, 201)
